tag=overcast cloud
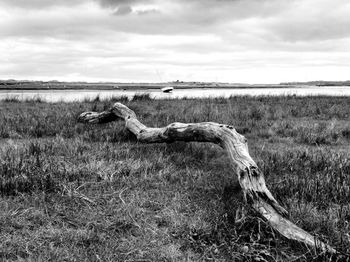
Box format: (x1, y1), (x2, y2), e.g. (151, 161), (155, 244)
(0, 0), (349, 83)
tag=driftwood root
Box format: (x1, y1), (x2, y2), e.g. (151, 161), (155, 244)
(78, 102), (336, 254)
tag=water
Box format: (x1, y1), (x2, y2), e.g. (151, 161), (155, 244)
(1, 86), (350, 102)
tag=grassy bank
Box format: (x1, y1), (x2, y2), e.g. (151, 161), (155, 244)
(1, 95), (350, 261)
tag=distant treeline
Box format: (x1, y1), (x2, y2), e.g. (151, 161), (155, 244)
(0, 79), (284, 90)
(281, 80), (350, 86)
(1, 79), (350, 90)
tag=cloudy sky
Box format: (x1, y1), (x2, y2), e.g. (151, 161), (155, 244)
(0, 0), (349, 83)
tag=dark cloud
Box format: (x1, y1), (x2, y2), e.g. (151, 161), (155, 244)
(113, 5), (133, 15)
(95, 0), (151, 8)
(2, 0), (349, 42)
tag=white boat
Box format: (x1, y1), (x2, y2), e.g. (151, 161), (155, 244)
(161, 86), (174, 93)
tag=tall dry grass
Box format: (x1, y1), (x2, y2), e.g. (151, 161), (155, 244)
(0, 95), (349, 261)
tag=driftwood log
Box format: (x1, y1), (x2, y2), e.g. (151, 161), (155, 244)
(78, 102), (336, 253)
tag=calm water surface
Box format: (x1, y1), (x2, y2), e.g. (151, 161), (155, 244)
(1, 86), (350, 102)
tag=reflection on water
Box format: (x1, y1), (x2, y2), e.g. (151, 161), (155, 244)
(1, 86), (350, 102)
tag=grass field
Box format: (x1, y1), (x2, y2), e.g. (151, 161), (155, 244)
(0, 95), (350, 261)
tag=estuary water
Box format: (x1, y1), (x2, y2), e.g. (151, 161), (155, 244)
(1, 86), (350, 102)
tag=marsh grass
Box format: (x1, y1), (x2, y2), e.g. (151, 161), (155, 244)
(2, 95), (21, 103)
(132, 92), (153, 101)
(0, 95), (349, 261)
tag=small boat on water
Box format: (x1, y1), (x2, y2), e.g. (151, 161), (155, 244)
(161, 86), (174, 93)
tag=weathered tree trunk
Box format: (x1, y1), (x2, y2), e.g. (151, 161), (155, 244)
(78, 102), (336, 253)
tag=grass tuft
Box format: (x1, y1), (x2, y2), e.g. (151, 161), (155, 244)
(132, 92), (153, 101)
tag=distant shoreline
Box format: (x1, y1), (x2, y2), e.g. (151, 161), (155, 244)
(1, 80), (349, 91)
(0, 85), (297, 91)
(0, 84), (347, 91)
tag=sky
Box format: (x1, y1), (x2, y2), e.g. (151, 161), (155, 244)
(0, 0), (350, 84)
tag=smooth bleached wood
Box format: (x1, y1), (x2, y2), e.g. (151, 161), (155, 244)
(78, 102), (336, 253)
